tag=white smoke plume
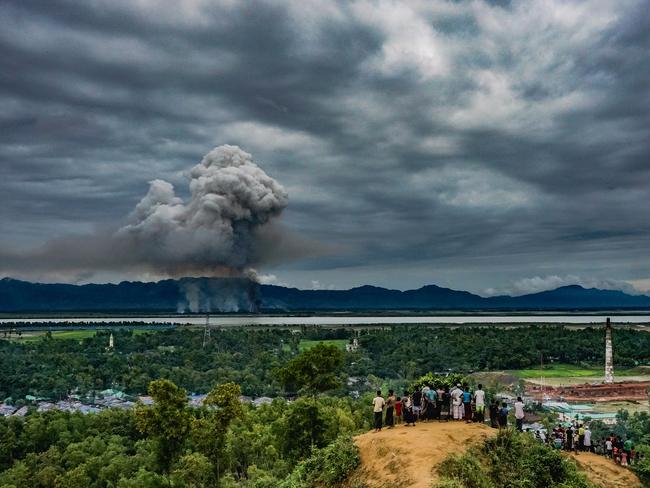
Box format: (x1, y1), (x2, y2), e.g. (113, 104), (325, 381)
(0, 145), (290, 282)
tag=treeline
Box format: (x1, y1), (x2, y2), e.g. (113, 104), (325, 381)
(1, 326), (649, 400)
(354, 325), (650, 375)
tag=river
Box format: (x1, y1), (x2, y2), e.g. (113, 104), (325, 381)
(2, 314), (650, 326)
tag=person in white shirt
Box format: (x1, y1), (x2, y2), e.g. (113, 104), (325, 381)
(514, 396), (525, 431)
(372, 390), (385, 432)
(473, 384), (486, 423)
(451, 383), (463, 420)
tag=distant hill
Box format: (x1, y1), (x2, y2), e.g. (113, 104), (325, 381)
(2, 277), (650, 313)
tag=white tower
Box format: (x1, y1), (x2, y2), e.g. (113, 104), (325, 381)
(202, 314), (211, 348)
(604, 318), (614, 384)
(108, 333), (114, 349)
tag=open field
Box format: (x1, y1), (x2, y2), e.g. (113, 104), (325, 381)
(513, 364), (604, 378)
(7, 328), (155, 341)
(298, 339), (349, 351)
(508, 364), (650, 387)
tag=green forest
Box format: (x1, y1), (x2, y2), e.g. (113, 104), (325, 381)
(1, 325), (649, 487)
(1, 325), (649, 400)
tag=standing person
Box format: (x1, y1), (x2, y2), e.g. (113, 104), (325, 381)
(514, 396), (525, 432)
(412, 387), (423, 421)
(624, 438), (634, 462)
(424, 385), (438, 420)
(498, 401), (509, 429)
(578, 424), (585, 451)
(385, 390), (396, 428)
(462, 385), (472, 423)
(489, 400), (499, 428)
(451, 384), (463, 420)
(441, 386), (451, 421)
(435, 385), (444, 420)
(395, 396), (402, 424)
(402, 390), (414, 426)
(565, 425), (574, 452)
(605, 437), (613, 458)
(372, 390), (385, 432)
(583, 426), (592, 453)
(421, 384), (430, 421)
(473, 384), (486, 423)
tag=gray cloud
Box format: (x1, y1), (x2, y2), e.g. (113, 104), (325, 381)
(1, 0), (649, 292)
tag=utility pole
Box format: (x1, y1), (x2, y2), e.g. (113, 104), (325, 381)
(604, 317), (614, 384)
(202, 313), (211, 348)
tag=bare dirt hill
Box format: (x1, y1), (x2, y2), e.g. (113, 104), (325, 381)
(349, 422), (642, 488)
(568, 452), (642, 488)
(349, 421), (494, 488)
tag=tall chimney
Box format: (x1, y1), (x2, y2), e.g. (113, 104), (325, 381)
(604, 317), (614, 384)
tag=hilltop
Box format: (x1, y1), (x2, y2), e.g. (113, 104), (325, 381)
(348, 423), (641, 488)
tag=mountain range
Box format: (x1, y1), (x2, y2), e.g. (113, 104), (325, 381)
(2, 277), (650, 313)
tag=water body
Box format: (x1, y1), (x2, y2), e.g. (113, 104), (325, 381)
(2, 314), (650, 326)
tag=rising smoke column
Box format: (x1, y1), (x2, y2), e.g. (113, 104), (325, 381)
(116, 145), (288, 277)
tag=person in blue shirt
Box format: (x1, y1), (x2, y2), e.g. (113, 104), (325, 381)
(462, 386), (472, 423)
(498, 401), (509, 428)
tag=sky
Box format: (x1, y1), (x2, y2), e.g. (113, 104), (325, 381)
(1, 0), (649, 296)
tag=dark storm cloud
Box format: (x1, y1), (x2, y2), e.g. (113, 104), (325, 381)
(1, 0), (649, 293)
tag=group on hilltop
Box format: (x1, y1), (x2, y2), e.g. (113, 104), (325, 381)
(371, 383), (525, 432)
(548, 424), (644, 466)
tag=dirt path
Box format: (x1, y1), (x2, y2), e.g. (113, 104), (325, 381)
(349, 421), (494, 488)
(568, 452), (642, 488)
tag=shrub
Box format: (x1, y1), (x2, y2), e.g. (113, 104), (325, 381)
(436, 429), (594, 488)
(410, 373), (467, 391)
(280, 435), (360, 487)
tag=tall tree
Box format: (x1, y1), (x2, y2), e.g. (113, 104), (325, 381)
(191, 382), (244, 479)
(276, 344), (344, 394)
(134, 379), (191, 473)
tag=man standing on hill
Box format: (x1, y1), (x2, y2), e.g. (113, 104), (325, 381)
(462, 385), (472, 423)
(624, 438), (634, 461)
(514, 396), (525, 431)
(583, 426), (592, 452)
(450, 383), (463, 420)
(474, 384), (486, 423)
(412, 387), (423, 420)
(373, 390), (385, 432)
(578, 424), (585, 451)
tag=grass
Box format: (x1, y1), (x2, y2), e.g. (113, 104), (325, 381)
(11, 328), (156, 342)
(511, 363), (646, 379)
(298, 339), (349, 351)
(512, 364), (602, 378)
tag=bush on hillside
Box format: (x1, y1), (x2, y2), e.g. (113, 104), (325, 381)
(410, 372), (468, 391)
(279, 435), (360, 488)
(436, 429), (595, 488)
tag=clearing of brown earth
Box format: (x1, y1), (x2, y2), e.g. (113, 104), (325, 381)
(349, 422), (641, 488)
(568, 452), (642, 488)
(348, 422), (494, 488)
(528, 380), (650, 402)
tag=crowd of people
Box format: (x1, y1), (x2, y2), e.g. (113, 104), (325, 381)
(544, 425), (643, 466)
(371, 384), (643, 472)
(371, 383), (525, 431)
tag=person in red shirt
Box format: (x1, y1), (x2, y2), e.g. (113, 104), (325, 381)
(395, 396), (402, 424)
